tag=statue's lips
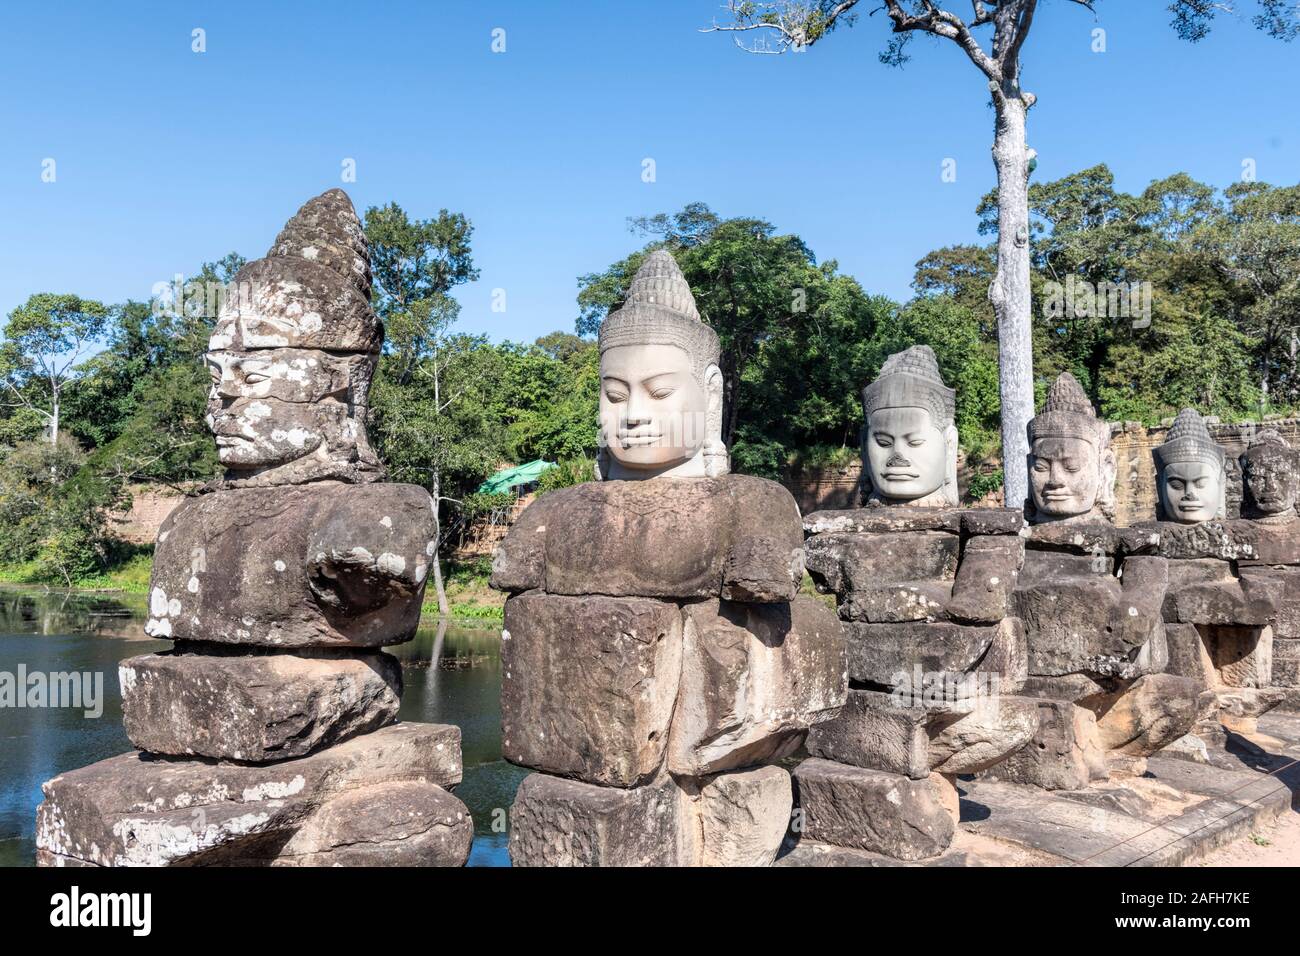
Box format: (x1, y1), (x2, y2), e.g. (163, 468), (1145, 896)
(1042, 491), (1074, 501)
(1177, 501), (1204, 511)
(619, 432), (663, 448)
(881, 471), (918, 480)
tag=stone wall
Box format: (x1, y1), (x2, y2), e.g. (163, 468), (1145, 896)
(1110, 417), (1300, 526)
(106, 484), (190, 544)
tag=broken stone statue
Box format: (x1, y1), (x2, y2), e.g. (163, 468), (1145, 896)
(1236, 430), (1300, 709)
(35, 190), (472, 867)
(792, 347), (1036, 863)
(990, 373), (1197, 788)
(1128, 410), (1283, 758)
(492, 250), (847, 866)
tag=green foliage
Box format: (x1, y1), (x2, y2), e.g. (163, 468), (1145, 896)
(966, 469), (1004, 502)
(537, 456), (594, 494)
(0, 438), (124, 585)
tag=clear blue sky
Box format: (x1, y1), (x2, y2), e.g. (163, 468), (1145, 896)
(1, 1), (1296, 344)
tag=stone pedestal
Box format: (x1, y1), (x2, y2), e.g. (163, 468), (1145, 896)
(796, 506), (1035, 860)
(494, 476), (846, 867)
(35, 189), (472, 867)
(1128, 520), (1288, 756)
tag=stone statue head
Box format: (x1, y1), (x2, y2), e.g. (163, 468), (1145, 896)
(596, 250), (726, 480)
(1153, 408), (1226, 523)
(1242, 429), (1299, 519)
(860, 345), (958, 507)
(1026, 372), (1116, 523)
(206, 189), (383, 487)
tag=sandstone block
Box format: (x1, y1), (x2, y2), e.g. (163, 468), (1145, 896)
(500, 592), (682, 787)
(668, 596), (846, 777)
(687, 766), (792, 867)
(805, 688), (931, 779)
(982, 699), (1108, 790)
(792, 758), (954, 861)
(145, 483), (436, 648)
(508, 773), (683, 867)
(276, 782), (471, 866)
(1079, 674), (1205, 757)
(946, 535), (1024, 624)
(927, 695), (1040, 775)
(35, 722), (462, 867)
(845, 621), (995, 688)
(120, 648), (400, 762)
(493, 475), (803, 601)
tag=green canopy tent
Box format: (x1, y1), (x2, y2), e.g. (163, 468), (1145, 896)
(476, 460), (557, 496)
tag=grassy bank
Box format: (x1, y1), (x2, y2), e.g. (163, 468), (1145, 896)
(428, 556), (506, 623)
(0, 550), (154, 594)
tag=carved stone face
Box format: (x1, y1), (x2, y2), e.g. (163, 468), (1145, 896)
(599, 343), (711, 474)
(1029, 436), (1102, 519)
(205, 349), (368, 470)
(866, 406), (950, 503)
(1244, 446), (1298, 516)
(1160, 460), (1223, 523)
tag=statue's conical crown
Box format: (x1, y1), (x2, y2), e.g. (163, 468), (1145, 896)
(267, 188), (372, 299)
(1028, 371), (1105, 444)
(1154, 408), (1224, 468)
(862, 345), (956, 428)
(598, 249), (719, 382)
(210, 189), (381, 354)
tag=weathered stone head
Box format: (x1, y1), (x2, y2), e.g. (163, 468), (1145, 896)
(596, 250), (725, 480)
(207, 189), (383, 487)
(1153, 408), (1226, 523)
(1242, 429), (1299, 519)
(860, 345), (958, 507)
(1027, 372), (1116, 523)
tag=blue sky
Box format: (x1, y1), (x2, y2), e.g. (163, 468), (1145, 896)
(1, 1), (1296, 344)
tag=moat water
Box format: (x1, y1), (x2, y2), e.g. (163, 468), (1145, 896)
(0, 586), (524, 867)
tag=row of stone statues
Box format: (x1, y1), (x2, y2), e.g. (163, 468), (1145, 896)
(34, 190), (1298, 866)
(494, 249), (1299, 864)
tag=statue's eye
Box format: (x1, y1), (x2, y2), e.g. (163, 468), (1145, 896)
(1033, 460), (1048, 471)
(244, 373), (269, 384)
(605, 391), (627, 403)
(874, 436), (892, 447)
(908, 439), (926, 447)
(1169, 479), (1184, 490)
(650, 388), (675, 400)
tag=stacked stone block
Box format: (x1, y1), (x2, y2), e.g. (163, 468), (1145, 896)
(35, 191), (471, 867)
(492, 475), (847, 866)
(795, 506), (1037, 860)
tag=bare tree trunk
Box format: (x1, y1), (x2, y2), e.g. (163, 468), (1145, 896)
(430, 471), (450, 617)
(988, 92), (1035, 511)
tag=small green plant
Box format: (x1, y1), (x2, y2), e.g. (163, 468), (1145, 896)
(537, 457), (593, 494)
(1250, 833), (1271, 847)
(965, 468), (1004, 502)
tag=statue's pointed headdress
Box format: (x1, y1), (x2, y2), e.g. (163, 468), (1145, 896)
(597, 250), (719, 383)
(1154, 408), (1224, 469)
(1028, 371), (1105, 445)
(211, 189), (382, 354)
(862, 345), (956, 429)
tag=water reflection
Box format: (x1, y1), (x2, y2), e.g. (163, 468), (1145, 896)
(0, 587), (521, 868)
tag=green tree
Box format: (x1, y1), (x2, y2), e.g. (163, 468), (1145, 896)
(708, 0), (1295, 509)
(364, 202), (481, 615)
(1, 293), (109, 446)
